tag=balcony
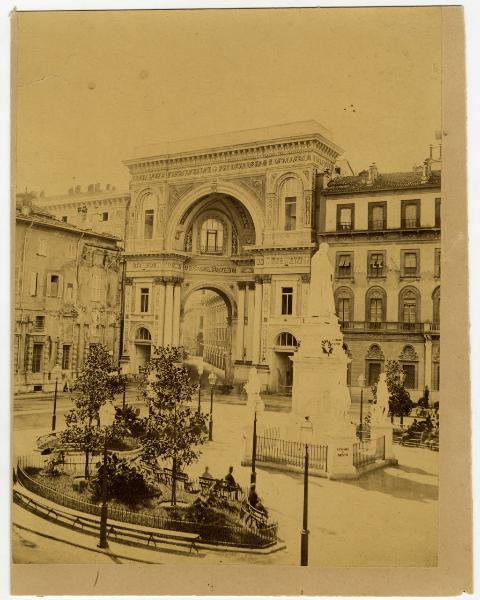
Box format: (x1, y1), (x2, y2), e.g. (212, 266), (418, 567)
(339, 321), (439, 334)
(401, 218), (420, 229)
(368, 220), (386, 231)
(337, 222), (353, 231)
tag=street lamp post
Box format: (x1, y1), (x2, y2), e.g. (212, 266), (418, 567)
(358, 373), (366, 441)
(51, 365), (61, 432)
(251, 411), (257, 484)
(97, 402), (117, 549)
(208, 372), (217, 441)
(300, 416), (313, 567)
(197, 363), (204, 413)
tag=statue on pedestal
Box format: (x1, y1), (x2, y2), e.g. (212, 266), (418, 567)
(244, 367), (264, 417)
(307, 242), (337, 319)
(372, 372), (390, 425)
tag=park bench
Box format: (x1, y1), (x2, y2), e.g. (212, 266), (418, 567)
(162, 468), (200, 494)
(198, 477), (241, 500)
(240, 498), (269, 529)
(13, 486), (200, 554)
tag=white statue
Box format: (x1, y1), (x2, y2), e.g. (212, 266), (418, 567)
(308, 243), (337, 318)
(244, 367), (264, 416)
(372, 372), (390, 424)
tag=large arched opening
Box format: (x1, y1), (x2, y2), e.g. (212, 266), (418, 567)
(182, 285), (235, 383)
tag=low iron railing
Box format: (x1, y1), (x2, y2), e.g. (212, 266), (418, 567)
(16, 456), (277, 548)
(352, 436), (385, 469)
(256, 436), (328, 472)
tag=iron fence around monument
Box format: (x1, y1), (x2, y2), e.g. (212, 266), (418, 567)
(256, 435), (328, 472)
(352, 436), (385, 469)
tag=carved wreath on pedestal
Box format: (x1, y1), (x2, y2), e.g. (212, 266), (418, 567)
(321, 339), (333, 356)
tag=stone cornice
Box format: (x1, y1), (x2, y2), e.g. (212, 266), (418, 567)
(124, 251), (190, 262)
(318, 229), (441, 244)
(244, 243), (317, 254)
(124, 137), (340, 180)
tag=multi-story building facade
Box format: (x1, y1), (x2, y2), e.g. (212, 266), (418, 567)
(14, 193), (123, 393)
(318, 158), (441, 402)
(37, 184), (130, 241)
(24, 121), (441, 403)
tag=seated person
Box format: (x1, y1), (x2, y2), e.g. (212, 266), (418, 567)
(201, 466), (213, 479)
(224, 466), (241, 498)
(248, 484), (268, 518)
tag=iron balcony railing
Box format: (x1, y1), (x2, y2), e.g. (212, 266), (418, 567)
(368, 219), (386, 230)
(401, 218), (420, 229)
(339, 321), (438, 334)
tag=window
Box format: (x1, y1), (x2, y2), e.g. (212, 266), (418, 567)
(200, 218), (224, 253)
(62, 345), (71, 370)
(435, 198), (441, 227)
(365, 286), (386, 328)
(368, 362), (382, 386)
(277, 332), (298, 347)
(401, 200), (420, 228)
(281, 287), (293, 315)
(37, 239), (47, 256)
(336, 253), (353, 278)
(368, 251), (385, 278)
(337, 204), (354, 231)
(280, 178), (300, 231)
(140, 288), (149, 313)
(50, 275), (59, 297)
(338, 297), (350, 323)
(62, 216), (68, 222)
(30, 272), (38, 296)
(144, 209), (154, 239)
(399, 287), (420, 329)
(401, 250), (419, 277)
(91, 272), (101, 301)
(284, 197), (297, 231)
(434, 248), (441, 278)
(66, 283), (74, 302)
(68, 242), (77, 258)
(35, 315), (45, 330)
(432, 287), (440, 326)
(402, 364), (416, 389)
(432, 361), (440, 391)
(136, 327), (152, 341)
(335, 287), (354, 326)
(102, 212), (109, 222)
(32, 343), (43, 373)
(368, 202), (386, 230)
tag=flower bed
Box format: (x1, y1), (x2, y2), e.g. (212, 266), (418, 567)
(17, 459), (277, 548)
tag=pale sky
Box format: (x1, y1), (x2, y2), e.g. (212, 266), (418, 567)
(13, 7), (442, 196)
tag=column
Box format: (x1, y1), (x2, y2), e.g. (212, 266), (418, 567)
(424, 333), (432, 389)
(123, 279), (133, 355)
(260, 275), (271, 364)
(246, 282), (255, 362)
(235, 283), (246, 362)
(163, 278), (174, 346)
(172, 279), (182, 347)
(154, 277), (166, 347)
(252, 277), (263, 365)
(300, 274), (310, 317)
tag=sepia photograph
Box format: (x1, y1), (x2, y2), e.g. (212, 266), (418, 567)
(9, 4), (472, 596)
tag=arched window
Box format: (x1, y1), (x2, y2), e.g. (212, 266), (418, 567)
(365, 344), (384, 386)
(365, 286), (387, 329)
(135, 327), (152, 342)
(399, 286), (421, 330)
(280, 178), (301, 231)
(141, 193), (156, 240)
(399, 345), (418, 389)
(276, 332), (299, 348)
(335, 287), (354, 326)
(200, 218), (224, 254)
(432, 286), (440, 327)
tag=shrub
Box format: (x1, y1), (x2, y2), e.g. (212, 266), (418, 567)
(90, 454), (157, 507)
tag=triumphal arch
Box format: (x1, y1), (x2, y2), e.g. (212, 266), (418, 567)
(120, 121), (342, 391)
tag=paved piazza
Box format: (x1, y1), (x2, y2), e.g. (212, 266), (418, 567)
(13, 391), (438, 567)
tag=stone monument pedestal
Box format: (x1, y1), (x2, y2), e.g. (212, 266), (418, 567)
(371, 422), (396, 462)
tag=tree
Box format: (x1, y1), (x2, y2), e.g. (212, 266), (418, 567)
(60, 344), (124, 479)
(140, 346), (208, 505)
(384, 360), (414, 425)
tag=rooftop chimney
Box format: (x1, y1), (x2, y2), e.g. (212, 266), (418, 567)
(75, 185), (81, 194)
(95, 183), (101, 192)
(421, 159), (432, 183)
(106, 183), (111, 191)
(367, 163), (379, 186)
(317, 168), (331, 189)
(88, 184), (95, 193)
(21, 193), (33, 216)
(68, 187), (74, 195)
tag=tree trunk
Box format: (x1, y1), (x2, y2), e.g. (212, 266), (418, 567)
(85, 416), (92, 479)
(400, 413), (404, 426)
(171, 456), (177, 506)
